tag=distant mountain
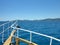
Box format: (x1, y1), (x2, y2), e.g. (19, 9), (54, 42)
(0, 18), (60, 22)
(41, 18), (60, 21)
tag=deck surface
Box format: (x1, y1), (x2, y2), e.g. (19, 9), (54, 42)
(3, 30), (16, 45)
(3, 30), (38, 45)
(15, 38), (38, 45)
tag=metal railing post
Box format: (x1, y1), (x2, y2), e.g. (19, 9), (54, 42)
(8, 22), (9, 37)
(17, 29), (19, 38)
(2, 25), (4, 43)
(50, 38), (52, 45)
(30, 32), (32, 43)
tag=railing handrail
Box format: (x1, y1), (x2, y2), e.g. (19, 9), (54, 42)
(11, 27), (60, 42)
(0, 21), (9, 27)
(0, 21), (17, 34)
(0, 20), (15, 27)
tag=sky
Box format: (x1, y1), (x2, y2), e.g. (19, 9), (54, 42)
(0, 0), (60, 21)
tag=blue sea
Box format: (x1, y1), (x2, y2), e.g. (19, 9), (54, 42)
(0, 20), (60, 45)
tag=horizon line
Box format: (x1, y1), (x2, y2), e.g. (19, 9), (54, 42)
(0, 18), (60, 21)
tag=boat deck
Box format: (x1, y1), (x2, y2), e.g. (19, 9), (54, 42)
(3, 30), (37, 45)
(0, 21), (60, 45)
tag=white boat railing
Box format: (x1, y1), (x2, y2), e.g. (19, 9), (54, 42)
(0, 20), (60, 45)
(0, 21), (16, 43)
(11, 26), (60, 45)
